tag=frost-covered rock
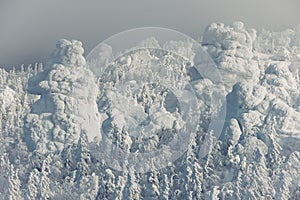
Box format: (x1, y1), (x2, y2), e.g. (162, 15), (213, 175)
(202, 21), (260, 90)
(262, 62), (298, 106)
(24, 39), (100, 153)
(265, 99), (300, 153)
(49, 39), (86, 67)
(0, 22), (299, 199)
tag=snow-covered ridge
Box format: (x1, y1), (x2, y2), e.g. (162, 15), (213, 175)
(0, 22), (299, 199)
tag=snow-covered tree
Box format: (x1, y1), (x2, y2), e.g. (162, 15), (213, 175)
(143, 171), (160, 199)
(123, 170), (142, 200)
(0, 23), (299, 199)
(6, 166), (23, 200)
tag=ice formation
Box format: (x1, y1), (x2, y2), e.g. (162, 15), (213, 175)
(202, 21), (260, 90)
(0, 22), (299, 199)
(24, 39), (100, 153)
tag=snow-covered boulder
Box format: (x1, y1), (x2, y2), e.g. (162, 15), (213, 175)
(202, 22), (260, 90)
(24, 39), (100, 153)
(49, 39), (86, 67)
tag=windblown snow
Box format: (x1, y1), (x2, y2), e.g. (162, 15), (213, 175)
(0, 22), (299, 199)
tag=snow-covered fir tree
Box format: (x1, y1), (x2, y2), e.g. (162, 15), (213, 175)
(0, 22), (299, 199)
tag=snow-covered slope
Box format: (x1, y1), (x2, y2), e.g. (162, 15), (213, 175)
(0, 22), (299, 199)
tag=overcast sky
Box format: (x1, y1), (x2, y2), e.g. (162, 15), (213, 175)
(0, 0), (300, 69)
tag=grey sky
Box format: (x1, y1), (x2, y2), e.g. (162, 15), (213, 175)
(0, 0), (299, 69)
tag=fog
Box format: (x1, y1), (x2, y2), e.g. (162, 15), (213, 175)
(0, 0), (299, 69)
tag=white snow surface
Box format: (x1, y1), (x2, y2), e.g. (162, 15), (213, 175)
(24, 39), (100, 152)
(0, 22), (299, 199)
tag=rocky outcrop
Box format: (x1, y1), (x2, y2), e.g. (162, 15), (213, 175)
(24, 39), (100, 153)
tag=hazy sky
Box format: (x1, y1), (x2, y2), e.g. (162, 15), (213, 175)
(1, 0), (300, 69)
